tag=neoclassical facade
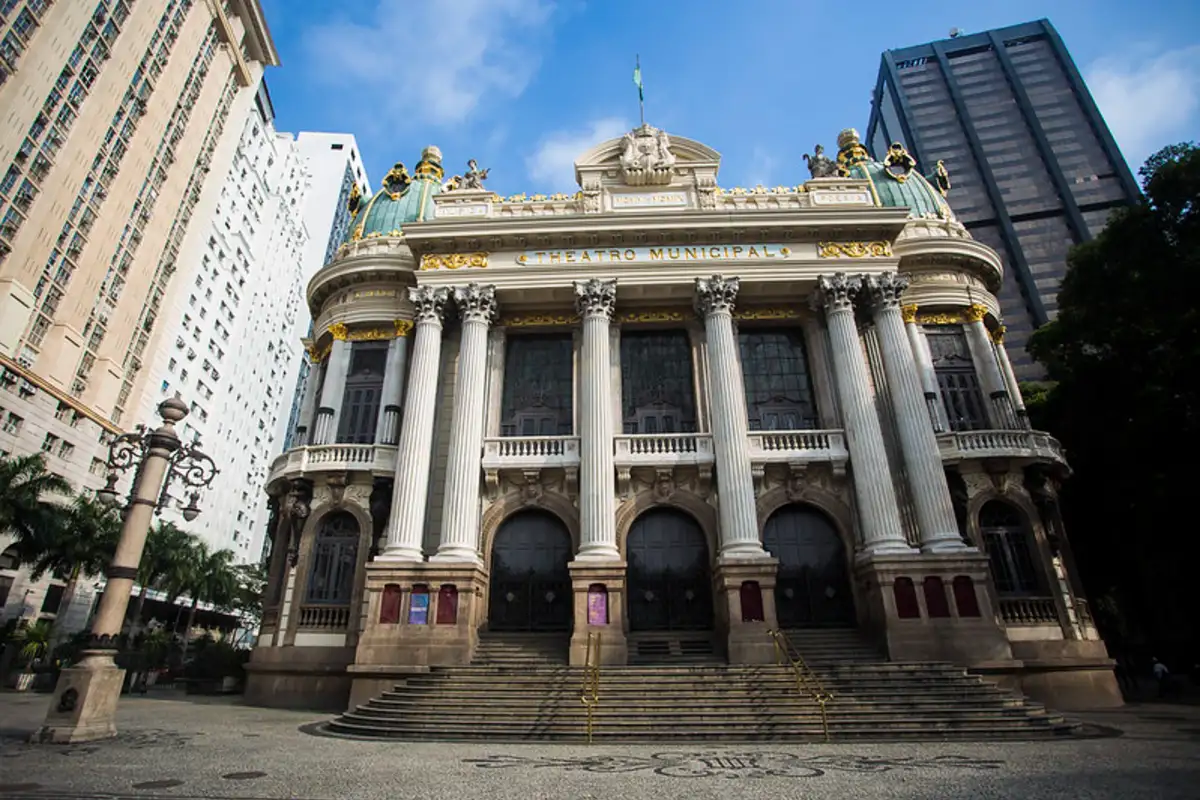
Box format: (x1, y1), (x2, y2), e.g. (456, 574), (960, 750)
(246, 127), (1119, 712)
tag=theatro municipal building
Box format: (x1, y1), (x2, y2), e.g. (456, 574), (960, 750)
(246, 125), (1120, 726)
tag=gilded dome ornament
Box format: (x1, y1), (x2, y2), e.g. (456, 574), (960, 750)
(883, 143), (918, 183)
(836, 128), (872, 175)
(347, 183), (362, 218)
(931, 160), (951, 196)
(381, 162), (411, 197)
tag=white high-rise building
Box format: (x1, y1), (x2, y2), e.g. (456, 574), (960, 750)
(134, 80), (310, 561)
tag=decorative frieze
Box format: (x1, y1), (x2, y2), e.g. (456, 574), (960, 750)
(817, 241), (893, 258)
(500, 313), (581, 328)
(419, 252), (489, 271)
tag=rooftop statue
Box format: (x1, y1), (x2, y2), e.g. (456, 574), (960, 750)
(347, 183), (362, 217)
(446, 159), (490, 191)
(619, 123), (675, 185)
(803, 144), (839, 179)
(930, 159), (951, 196)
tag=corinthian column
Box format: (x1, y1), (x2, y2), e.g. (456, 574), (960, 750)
(432, 284), (497, 563)
(574, 279), (620, 561)
(901, 304), (948, 432)
(963, 304), (1017, 429)
(379, 288), (449, 561)
(311, 327), (351, 445)
(865, 275), (967, 552)
(815, 274), (912, 555)
(695, 275), (766, 559)
(374, 321), (412, 445)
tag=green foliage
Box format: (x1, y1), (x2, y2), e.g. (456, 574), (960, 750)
(1028, 142), (1200, 654)
(183, 637), (248, 681)
(139, 627), (172, 669)
(12, 620), (53, 666)
(0, 453), (72, 564)
(138, 521), (195, 599)
(26, 493), (120, 584)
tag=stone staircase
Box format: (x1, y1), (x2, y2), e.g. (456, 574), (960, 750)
(328, 630), (1078, 742)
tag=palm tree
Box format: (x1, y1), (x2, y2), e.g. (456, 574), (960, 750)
(168, 541), (237, 646)
(129, 520), (194, 635)
(0, 454), (72, 562)
(25, 493), (121, 637)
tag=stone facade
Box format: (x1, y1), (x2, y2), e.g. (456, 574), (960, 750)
(245, 127), (1119, 713)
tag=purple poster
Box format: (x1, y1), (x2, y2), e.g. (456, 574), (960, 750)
(587, 585), (608, 626)
(408, 591), (429, 625)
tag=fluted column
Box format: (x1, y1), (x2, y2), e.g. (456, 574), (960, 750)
(379, 288), (449, 561)
(901, 304), (948, 433)
(433, 284), (497, 563)
(963, 304), (1017, 428)
(815, 274), (913, 555)
(374, 321), (412, 445)
(695, 275), (766, 559)
(866, 275), (967, 552)
(294, 358), (324, 446)
(574, 279), (620, 561)
(991, 326), (1029, 425)
(311, 325), (351, 445)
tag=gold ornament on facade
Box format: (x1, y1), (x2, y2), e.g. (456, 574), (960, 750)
(500, 313), (581, 328)
(394, 320), (414, 338)
(735, 307), (802, 321)
(915, 310), (968, 325)
(328, 322), (349, 340)
(419, 252), (489, 271)
(618, 310), (687, 324)
(816, 241), (893, 258)
(900, 304), (919, 324)
(991, 324), (1006, 344)
(964, 304), (988, 323)
(346, 327), (394, 342)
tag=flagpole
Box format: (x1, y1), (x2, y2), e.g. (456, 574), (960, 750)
(636, 54), (644, 126)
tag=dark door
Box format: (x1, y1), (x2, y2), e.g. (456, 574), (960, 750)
(764, 505), (855, 627)
(488, 511), (572, 631)
(626, 509), (713, 631)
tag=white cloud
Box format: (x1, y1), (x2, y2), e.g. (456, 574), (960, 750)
(303, 0), (554, 127)
(1086, 45), (1200, 168)
(743, 145), (780, 189)
(525, 117), (629, 186)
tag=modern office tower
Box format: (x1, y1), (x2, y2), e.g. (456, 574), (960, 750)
(866, 19), (1141, 377)
(132, 78), (309, 561)
(0, 0), (277, 624)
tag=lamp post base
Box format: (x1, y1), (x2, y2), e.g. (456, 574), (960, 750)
(32, 655), (125, 744)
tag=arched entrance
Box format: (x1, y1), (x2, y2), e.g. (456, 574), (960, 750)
(488, 510), (572, 631)
(764, 504), (855, 627)
(626, 508), (713, 631)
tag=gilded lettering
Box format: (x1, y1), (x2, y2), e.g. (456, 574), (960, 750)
(624, 249), (635, 260)
(684, 247), (698, 260)
(581, 250), (591, 262)
(733, 246), (743, 258)
(566, 250), (576, 263)
(710, 246), (721, 258)
(668, 248), (681, 259)
(724, 246), (731, 258)
(550, 252), (561, 264)
(610, 249), (621, 261)
(748, 246), (760, 257)
(764, 245), (775, 257)
(650, 248), (664, 260)
(594, 249), (605, 261)
(535, 252), (545, 264)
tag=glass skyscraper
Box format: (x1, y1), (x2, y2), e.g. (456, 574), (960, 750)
(866, 19), (1140, 377)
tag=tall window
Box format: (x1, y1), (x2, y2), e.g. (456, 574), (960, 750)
(925, 325), (987, 431)
(620, 331), (696, 433)
(337, 342), (387, 443)
(738, 328), (818, 430)
(500, 334), (573, 436)
(979, 501), (1040, 594)
(305, 512), (359, 605)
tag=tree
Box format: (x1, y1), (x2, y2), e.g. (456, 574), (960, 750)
(129, 521), (194, 635)
(0, 453), (72, 562)
(167, 540), (237, 646)
(1028, 142), (1200, 658)
(24, 493), (120, 638)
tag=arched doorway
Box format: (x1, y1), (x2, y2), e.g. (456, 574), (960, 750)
(978, 501), (1041, 595)
(488, 510), (572, 631)
(763, 504), (855, 627)
(626, 508), (713, 631)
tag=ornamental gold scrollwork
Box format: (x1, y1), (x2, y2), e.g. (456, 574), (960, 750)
(394, 319), (414, 338)
(817, 241), (894, 258)
(306, 341), (332, 363)
(328, 322), (349, 340)
(964, 304), (988, 323)
(990, 324), (1006, 344)
(900, 304), (919, 324)
(915, 310), (967, 325)
(500, 313), (581, 328)
(618, 310), (687, 324)
(346, 327), (394, 342)
(419, 252), (489, 271)
(735, 307), (803, 321)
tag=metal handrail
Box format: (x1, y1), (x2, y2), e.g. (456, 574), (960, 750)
(580, 631), (601, 743)
(768, 628), (833, 741)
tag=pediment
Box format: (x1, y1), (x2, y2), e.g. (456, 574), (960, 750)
(574, 124), (721, 187)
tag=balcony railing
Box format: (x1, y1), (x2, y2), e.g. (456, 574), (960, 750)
(482, 435), (580, 469)
(614, 433), (714, 466)
(999, 596), (1060, 626)
(747, 429), (849, 466)
(297, 604), (350, 631)
(937, 429), (1066, 466)
(267, 443), (397, 489)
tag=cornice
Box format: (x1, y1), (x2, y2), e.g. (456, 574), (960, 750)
(307, 248), (417, 316)
(893, 236), (1004, 292)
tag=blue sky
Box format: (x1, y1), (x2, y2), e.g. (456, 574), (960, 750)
(259, 0), (1200, 198)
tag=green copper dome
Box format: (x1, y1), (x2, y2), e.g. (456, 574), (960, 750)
(836, 129), (955, 221)
(346, 146), (446, 242)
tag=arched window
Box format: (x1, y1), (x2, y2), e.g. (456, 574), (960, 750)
(305, 511), (360, 605)
(979, 502), (1040, 595)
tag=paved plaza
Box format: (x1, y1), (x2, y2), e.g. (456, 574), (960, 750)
(1, 691), (1198, 799)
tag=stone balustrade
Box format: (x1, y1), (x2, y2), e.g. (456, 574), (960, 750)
(998, 596), (1060, 626)
(613, 433), (715, 467)
(481, 436), (581, 468)
(266, 444), (398, 490)
(746, 429), (849, 466)
(937, 429), (1066, 467)
(297, 605), (351, 631)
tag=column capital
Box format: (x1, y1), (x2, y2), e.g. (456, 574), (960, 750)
(328, 322), (349, 340)
(901, 304), (919, 324)
(694, 274), (739, 316)
(964, 303), (988, 323)
(454, 283), (498, 325)
(574, 278), (617, 320)
(393, 319), (414, 338)
(863, 272), (911, 312)
(991, 324), (1006, 344)
(813, 272), (863, 314)
(409, 286), (450, 325)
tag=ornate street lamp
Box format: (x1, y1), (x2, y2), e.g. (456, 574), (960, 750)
(34, 396), (217, 743)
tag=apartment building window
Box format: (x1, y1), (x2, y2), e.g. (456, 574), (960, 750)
(2, 412), (22, 434)
(57, 440), (74, 459)
(89, 457), (106, 476)
(55, 401), (72, 421)
(41, 433), (58, 452)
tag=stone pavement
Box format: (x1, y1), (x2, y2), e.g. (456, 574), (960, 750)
(1, 690), (1198, 799)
